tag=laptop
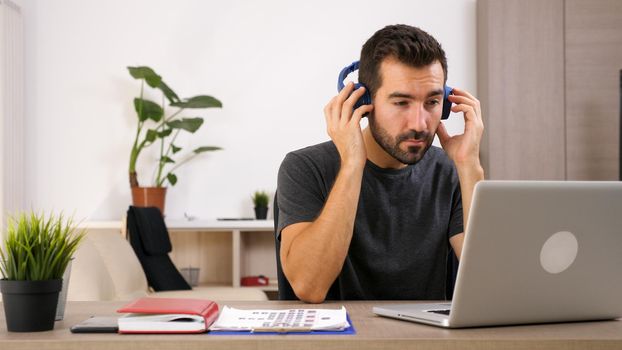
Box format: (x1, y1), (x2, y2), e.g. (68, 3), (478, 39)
(373, 180), (622, 328)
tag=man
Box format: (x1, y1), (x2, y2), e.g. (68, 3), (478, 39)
(277, 24), (484, 303)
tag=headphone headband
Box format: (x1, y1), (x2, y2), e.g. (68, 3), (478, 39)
(337, 61), (372, 109)
(337, 60), (452, 119)
(337, 61), (361, 92)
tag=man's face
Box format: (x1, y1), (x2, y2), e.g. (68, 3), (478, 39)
(368, 57), (446, 165)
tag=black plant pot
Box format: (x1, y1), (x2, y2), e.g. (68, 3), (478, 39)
(254, 206), (268, 220)
(0, 279), (62, 332)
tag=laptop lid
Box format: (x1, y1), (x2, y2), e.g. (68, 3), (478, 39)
(374, 181), (622, 328)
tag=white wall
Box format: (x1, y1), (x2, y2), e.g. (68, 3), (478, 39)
(21, 0), (477, 221)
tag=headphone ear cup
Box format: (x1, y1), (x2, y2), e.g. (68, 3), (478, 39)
(442, 86), (453, 120)
(353, 83), (372, 110)
(337, 62), (372, 112)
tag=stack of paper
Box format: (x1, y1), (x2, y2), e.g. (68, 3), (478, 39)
(209, 306), (350, 332)
(118, 314), (206, 333)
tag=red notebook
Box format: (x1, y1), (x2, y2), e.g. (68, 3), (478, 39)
(116, 297), (219, 334)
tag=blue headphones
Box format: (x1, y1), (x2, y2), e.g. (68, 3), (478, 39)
(337, 61), (453, 120)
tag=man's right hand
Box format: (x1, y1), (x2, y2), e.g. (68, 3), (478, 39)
(324, 82), (374, 170)
(280, 83), (372, 303)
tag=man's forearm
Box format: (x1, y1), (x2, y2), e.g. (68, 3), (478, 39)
(449, 162), (484, 260)
(281, 164), (363, 303)
(453, 161), (484, 259)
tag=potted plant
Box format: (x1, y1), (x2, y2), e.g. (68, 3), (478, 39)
(252, 191), (270, 220)
(128, 66), (223, 214)
(0, 212), (85, 332)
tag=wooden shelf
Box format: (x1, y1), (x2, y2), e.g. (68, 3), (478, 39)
(81, 220), (278, 292)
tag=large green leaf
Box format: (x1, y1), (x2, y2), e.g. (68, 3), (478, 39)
(134, 98), (163, 122)
(194, 146), (222, 153)
(157, 81), (180, 104)
(145, 129), (158, 142)
(127, 66), (162, 88)
(157, 128), (173, 138)
(167, 173), (178, 186)
(171, 95), (222, 109)
(167, 118), (204, 133)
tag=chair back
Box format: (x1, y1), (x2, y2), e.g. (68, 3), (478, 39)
(126, 206), (191, 291)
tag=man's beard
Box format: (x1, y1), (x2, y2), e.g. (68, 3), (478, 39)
(368, 112), (434, 165)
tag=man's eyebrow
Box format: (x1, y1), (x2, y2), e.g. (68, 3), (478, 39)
(388, 92), (414, 99)
(388, 89), (445, 99)
(427, 89), (445, 98)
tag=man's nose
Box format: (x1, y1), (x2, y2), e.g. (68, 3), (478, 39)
(406, 103), (427, 132)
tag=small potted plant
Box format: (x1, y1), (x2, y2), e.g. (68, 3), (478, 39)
(128, 66), (223, 214)
(0, 212), (84, 332)
(252, 191), (270, 220)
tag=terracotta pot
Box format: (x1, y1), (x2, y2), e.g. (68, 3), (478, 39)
(131, 187), (167, 215)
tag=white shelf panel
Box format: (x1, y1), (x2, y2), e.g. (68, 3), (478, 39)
(166, 220), (274, 232)
(79, 220), (274, 232)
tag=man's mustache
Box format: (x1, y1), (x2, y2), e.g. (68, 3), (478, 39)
(396, 131), (430, 143)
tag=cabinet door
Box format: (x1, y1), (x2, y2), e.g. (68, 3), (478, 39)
(478, 0), (566, 180)
(565, 0), (622, 180)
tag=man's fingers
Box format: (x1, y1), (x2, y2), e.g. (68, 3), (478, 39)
(325, 93), (346, 135)
(448, 88), (481, 116)
(324, 95), (337, 112)
(340, 86), (368, 125)
(335, 81), (356, 107)
(325, 84), (371, 138)
(451, 104), (484, 139)
(450, 87), (477, 101)
(451, 104), (476, 122)
(351, 104), (373, 124)
(448, 95), (476, 108)
(436, 122), (450, 147)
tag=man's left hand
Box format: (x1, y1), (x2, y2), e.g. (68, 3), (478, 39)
(436, 87), (484, 168)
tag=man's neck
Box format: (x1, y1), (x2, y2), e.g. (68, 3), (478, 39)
(362, 127), (408, 170)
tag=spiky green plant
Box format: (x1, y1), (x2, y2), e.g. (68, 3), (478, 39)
(251, 191), (270, 208)
(0, 213), (85, 281)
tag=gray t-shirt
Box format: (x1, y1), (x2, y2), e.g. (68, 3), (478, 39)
(277, 141), (463, 300)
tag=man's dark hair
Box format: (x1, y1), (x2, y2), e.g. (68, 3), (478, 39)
(359, 24), (448, 99)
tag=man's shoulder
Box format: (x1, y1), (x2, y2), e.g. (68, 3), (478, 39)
(285, 140), (339, 166)
(422, 146), (451, 164)
(421, 146), (458, 175)
(278, 141), (340, 196)
(290, 140), (337, 157)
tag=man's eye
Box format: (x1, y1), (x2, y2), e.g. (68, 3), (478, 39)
(394, 101), (408, 107)
(427, 99), (440, 106)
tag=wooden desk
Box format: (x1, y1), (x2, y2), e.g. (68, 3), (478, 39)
(1, 301), (621, 350)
